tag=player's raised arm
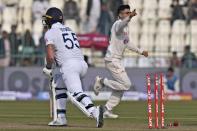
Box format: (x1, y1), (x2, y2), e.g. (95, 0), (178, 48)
(115, 9), (137, 34)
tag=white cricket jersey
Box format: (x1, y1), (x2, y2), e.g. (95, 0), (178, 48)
(45, 22), (84, 66)
(105, 17), (143, 61)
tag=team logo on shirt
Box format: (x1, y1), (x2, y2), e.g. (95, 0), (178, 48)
(123, 37), (129, 44)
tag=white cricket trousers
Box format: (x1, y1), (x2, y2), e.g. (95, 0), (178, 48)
(104, 59), (132, 111)
(60, 59), (96, 113)
(60, 59), (88, 93)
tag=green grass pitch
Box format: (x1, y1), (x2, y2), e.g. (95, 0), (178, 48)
(0, 100), (196, 131)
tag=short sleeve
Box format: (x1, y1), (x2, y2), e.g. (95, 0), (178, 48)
(44, 30), (55, 46)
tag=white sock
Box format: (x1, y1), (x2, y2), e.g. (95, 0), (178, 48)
(91, 107), (98, 119)
(58, 113), (65, 118)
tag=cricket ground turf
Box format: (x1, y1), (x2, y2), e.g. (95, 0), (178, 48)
(0, 100), (196, 131)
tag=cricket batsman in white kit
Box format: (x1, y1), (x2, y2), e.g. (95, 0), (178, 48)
(93, 5), (148, 118)
(42, 7), (104, 127)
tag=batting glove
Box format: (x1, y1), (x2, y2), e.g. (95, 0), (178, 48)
(43, 66), (52, 78)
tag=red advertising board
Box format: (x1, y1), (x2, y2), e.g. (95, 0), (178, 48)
(77, 34), (109, 50)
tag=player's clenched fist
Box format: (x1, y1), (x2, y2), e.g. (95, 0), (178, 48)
(129, 9), (137, 18)
(142, 51), (148, 57)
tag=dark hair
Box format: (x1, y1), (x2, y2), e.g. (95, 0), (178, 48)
(172, 51), (177, 55)
(185, 45), (190, 50)
(168, 67), (174, 72)
(117, 5), (130, 15)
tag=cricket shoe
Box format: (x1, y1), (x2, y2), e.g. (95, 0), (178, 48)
(48, 117), (67, 126)
(93, 76), (103, 96)
(92, 105), (104, 128)
(103, 110), (119, 119)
